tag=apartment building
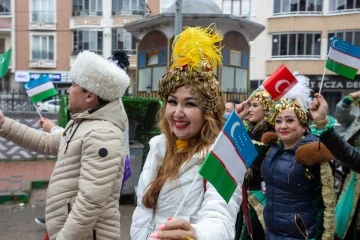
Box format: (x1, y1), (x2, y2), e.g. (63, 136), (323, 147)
(249, 0), (360, 113)
(1, 0), (260, 98)
(2, 0), (358, 112)
(3, 0), (146, 94)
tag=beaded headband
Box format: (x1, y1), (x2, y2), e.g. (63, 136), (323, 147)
(269, 99), (308, 126)
(158, 24), (223, 114)
(250, 89), (273, 111)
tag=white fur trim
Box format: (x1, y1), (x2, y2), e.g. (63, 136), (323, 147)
(69, 51), (130, 101)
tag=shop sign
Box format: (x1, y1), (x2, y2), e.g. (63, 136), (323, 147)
(309, 80), (360, 89)
(15, 71), (64, 82)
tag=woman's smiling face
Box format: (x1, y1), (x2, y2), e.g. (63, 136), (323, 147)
(275, 110), (306, 149)
(165, 86), (205, 140)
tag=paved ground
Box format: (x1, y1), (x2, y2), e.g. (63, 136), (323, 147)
(0, 161), (136, 240)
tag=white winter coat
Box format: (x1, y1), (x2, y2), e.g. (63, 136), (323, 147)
(0, 100), (126, 240)
(131, 134), (241, 240)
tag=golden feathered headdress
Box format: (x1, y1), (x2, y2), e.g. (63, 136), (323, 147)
(158, 23), (224, 114)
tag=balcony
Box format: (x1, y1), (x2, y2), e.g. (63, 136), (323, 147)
(29, 60), (56, 68)
(30, 12), (56, 30)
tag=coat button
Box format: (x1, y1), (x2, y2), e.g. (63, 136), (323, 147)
(98, 148), (108, 157)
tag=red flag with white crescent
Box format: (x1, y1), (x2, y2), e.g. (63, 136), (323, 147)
(262, 64), (298, 100)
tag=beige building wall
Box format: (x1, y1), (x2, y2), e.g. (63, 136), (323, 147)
(266, 13), (360, 75)
(56, 0), (73, 70)
(15, 0), (30, 72)
(249, 0), (360, 84)
(12, 0), (72, 89)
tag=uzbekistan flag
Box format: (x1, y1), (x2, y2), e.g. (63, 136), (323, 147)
(326, 37), (360, 80)
(199, 111), (258, 203)
(262, 64), (298, 101)
(23, 75), (57, 103)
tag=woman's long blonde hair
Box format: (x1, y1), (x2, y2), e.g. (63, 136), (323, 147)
(142, 86), (225, 209)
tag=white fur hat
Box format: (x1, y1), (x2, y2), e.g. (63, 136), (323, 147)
(69, 51), (130, 101)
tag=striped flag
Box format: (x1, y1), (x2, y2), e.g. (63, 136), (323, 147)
(23, 75), (57, 103)
(199, 111), (258, 203)
(326, 37), (360, 79)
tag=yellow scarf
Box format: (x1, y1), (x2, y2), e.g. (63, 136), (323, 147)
(175, 139), (189, 152)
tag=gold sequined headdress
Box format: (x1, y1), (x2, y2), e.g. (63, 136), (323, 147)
(268, 73), (311, 126)
(158, 23), (223, 114)
(250, 89), (273, 111)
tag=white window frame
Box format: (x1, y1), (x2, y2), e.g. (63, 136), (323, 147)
(30, 33), (56, 61)
(221, 66), (248, 92)
(112, 28), (136, 53)
(273, 0), (322, 15)
(329, 0), (360, 12)
(73, 29), (103, 55)
(73, 0), (102, 16)
(0, 0), (10, 15)
(230, 50), (242, 66)
(222, 0), (251, 16)
(30, 0), (56, 24)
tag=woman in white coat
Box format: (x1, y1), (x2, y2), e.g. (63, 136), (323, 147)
(130, 25), (241, 240)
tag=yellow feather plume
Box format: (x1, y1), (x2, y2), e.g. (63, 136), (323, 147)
(170, 23), (223, 71)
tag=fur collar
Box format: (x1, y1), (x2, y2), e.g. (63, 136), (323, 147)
(261, 132), (334, 166)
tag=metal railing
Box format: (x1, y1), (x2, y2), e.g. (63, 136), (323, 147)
(0, 89), (60, 112)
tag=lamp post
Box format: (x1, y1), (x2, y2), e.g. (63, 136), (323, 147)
(175, 0), (182, 35)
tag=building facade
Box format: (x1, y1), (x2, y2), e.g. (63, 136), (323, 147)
(126, 0), (263, 99)
(1, 0), (358, 114)
(248, 0), (360, 114)
(3, 0), (147, 94)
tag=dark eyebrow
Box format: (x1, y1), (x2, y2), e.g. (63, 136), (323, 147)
(276, 114), (296, 118)
(168, 94), (196, 101)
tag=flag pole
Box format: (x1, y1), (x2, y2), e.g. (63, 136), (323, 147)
(173, 173), (200, 218)
(246, 85), (262, 103)
(318, 68), (327, 94)
(33, 103), (43, 118)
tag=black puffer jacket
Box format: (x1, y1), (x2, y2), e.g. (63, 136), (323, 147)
(321, 127), (360, 173)
(262, 133), (325, 239)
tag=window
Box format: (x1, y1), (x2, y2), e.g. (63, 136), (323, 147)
(73, 0), (102, 16)
(160, 0), (173, 12)
(73, 30), (103, 55)
(328, 31), (360, 50)
(221, 48), (249, 92)
(222, 0), (251, 16)
(31, 0), (55, 23)
(329, 0), (360, 11)
(272, 33), (321, 58)
(31, 35), (55, 60)
(0, 0), (10, 15)
(112, 0), (145, 15)
(273, 0), (322, 14)
(230, 50), (242, 66)
(111, 28), (137, 54)
(221, 67), (248, 92)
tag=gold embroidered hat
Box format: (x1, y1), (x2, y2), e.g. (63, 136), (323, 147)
(158, 23), (224, 115)
(250, 89), (274, 111)
(268, 73), (312, 126)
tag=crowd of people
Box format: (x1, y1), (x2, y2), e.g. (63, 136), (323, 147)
(1, 24), (360, 240)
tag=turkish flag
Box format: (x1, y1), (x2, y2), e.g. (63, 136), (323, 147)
(262, 64), (298, 100)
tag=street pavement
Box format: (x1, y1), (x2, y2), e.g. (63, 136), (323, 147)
(0, 161), (136, 240)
